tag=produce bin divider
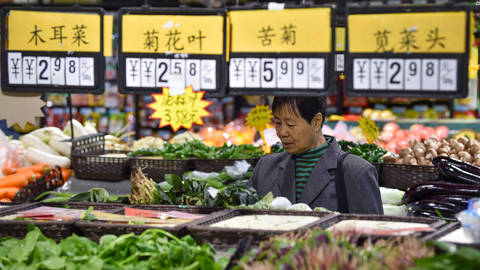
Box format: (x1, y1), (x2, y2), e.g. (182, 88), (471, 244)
(186, 209), (338, 249)
(315, 213), (446, 240)
(75, 204), (226, 242)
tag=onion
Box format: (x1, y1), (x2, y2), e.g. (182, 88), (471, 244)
(458, 137), (469, 146)
(425, 149), (438, 161)
(458, 151), (472, 163)
(414, 148), (426, 158)
(399, 148), (413, 158)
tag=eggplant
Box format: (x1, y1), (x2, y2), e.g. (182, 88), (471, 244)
(424, 194), (471, 208)
(433, 157), (480, 185)
(409, 200), (465, 215)
(409, 210), (458, 222)
(402, 181), (480, 204)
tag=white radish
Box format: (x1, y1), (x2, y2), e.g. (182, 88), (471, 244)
(30, 127), (69, 143)
(64, 119), (88, 138)
(21, 134), (58, 155)
(49, 137), (71, 157)
(25, 147), (70, 168)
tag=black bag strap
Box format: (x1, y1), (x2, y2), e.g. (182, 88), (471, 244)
(335, 153), (350, 213)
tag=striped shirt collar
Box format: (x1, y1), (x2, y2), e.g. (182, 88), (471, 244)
(296, 137), (332, 158)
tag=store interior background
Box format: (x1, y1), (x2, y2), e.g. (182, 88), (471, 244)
(1, 0), (478, 152)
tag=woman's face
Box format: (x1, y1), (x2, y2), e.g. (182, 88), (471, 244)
(274, 105), (319, 154)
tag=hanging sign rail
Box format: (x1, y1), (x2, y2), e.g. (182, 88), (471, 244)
(227, 5), (335, 96)
(118, 7), (227, 97)
(1, 7), (105, 94)
(345, 6), (470, 98)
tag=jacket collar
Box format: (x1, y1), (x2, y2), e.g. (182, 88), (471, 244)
(277, 135), (343, 205)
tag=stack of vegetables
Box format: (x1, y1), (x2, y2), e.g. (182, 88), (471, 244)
(0, 225), (225, 269)
(402, 157), (480, 221)
(128, 140), (263, 160)
(129, 167), (259, 207)
(384, 137), (480, 166)
(338, 140), (387, 163)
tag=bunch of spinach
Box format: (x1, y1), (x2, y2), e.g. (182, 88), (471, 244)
(35, 188), (129, 203)
(0, 224), (225, 270)
(157, 172), (259, 207)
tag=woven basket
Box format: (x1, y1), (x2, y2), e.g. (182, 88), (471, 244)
(380, 163), (439, 190)
(187, 209), (337, 248)
(130, 157), (192, 182)
(192, 158), (259, 172)
(72, 134), (131, 181)
(75, 204), (224, 242)
(316, 214), (445, 239)
(12, 167), (65, 203)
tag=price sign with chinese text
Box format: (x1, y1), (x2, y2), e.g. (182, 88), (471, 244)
(246, 104), (273, 132)
(228, 6), (334, 96)
(358, 117), (379, 144)
(118, 8), (226, 97)
(346, 7), (470, 98)
(147, 86), (212, 132)
(1, 7), (105, 94)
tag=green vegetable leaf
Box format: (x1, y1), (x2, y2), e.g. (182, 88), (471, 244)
(40, 256), (65, 269)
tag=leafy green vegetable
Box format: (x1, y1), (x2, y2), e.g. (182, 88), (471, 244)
(156, 171), (259, 207)
(411, 242), (480, 270)
(35, 188), (129, 204)
(0, 225), (226, 270)
(128, 140), (263, 160)
(338, 140), (387, 163)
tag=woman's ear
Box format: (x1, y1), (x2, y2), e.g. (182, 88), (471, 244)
(312, 113), (323, 131)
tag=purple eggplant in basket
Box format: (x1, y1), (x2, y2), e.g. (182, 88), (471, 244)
(409, 200), (465, 215)
(432, 157), (480, 185)
(401, 181), (480, 204)
(424, 194), (472, 208)
(409, 209), (458, 222)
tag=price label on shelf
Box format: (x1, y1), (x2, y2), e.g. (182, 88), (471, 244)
(246, 104), (273, 132)
(118, 9), (226, 97)
(228, 7), (334, 96)
(346, 8), (470, 98)
(147, 86), (212, 132)
(358, 117), (379, 144)
(1, 8), (105, 94)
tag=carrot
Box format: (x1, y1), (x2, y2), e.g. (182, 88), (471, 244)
(0, 187), (19, 200)
(16, 163), (51, 175)
(0, 198), (12, 203)
(61, 168), (73, 181)
(0, 174), (29, 188)
(2, 159), (20, 176)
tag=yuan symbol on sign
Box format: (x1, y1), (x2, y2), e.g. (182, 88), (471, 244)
(29, 25), (46, 46)
(188, 30), (206, 51)
(144, 29), (159, 52)
(426, 27), (446, 50)
(257, 26), (276, 46)
(374, 29), (393, 53)
(72, 24), (89, 47)
(281, 24), (296, 45)
(399, 28), (419, 52)
(165, 29), (184, 51)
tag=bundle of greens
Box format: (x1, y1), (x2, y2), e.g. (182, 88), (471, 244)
(0, 224), (225, 270)
(235, 228), (434, 270)
(128, 140), (263, 160)
(338, 140), (387, 163)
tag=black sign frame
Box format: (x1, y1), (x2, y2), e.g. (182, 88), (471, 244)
(1, 6), (105, 94)
(345, 5), (471, 98)
(117, 7), (227, 98)
(227, 4), (336, 97)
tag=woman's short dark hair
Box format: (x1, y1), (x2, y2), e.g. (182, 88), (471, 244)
(271, 96), (327, 127)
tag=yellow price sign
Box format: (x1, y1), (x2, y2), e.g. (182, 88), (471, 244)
(147, 86), (212, 132)
(348, 11), (467, 53)
(8, 10), (101, 52)
(246, 104), (273, 132)
(229, 8), (331, 53)
(122, 14), (224, 54)
(358, 117), (379, 144)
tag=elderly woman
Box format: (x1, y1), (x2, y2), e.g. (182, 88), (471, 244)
(249, 96), (383, 214)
